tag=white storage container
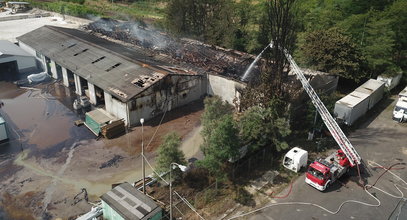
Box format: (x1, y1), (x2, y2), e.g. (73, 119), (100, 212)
(355, 79), (385, 110)
(334, 91), (370, 125)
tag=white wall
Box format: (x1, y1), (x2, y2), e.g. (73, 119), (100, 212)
(207, 74), (246, 106)
(62, 67), (69, 87)
(18, 41), (36, 57)
(74, 74), (83, 95)
(104, 92), (128, 125)
(87, 82), (97, 105)
(50, 60), (57, 79)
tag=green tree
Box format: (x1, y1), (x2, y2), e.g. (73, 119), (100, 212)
(239, 101), (291, 153)
(299, 27), (365, 81)
(201, 96), (233, 146)
(385, 0), (407, 71)
(165, 0), (236, 48)
(362, 13), (397, 77)
(155, 132), (186, 179)
(198, 115), (240, 179)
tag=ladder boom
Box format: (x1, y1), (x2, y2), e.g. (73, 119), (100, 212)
(278, 45), (361, 166)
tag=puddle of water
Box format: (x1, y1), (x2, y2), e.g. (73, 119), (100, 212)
(0, 81), (94, 158)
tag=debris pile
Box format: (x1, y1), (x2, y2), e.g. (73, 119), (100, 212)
(99, 155), (124, 169)
(85, 18), (256, 79)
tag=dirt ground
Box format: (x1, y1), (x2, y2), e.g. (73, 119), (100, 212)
(0, 81), (204, 219)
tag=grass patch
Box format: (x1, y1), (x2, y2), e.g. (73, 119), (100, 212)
(28, 0), (166, 21)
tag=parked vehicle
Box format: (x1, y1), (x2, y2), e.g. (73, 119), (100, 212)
(0, 116), (8, 142)
(377, 74), (402, 91)
(79, 96), (91, 108)
(393, 97), (407, 122)
(305, 150), (350, 191)
(283, 147), (308, 173)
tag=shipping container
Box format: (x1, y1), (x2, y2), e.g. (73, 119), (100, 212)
(334, 91), (370, 125)
(0, 116), (8, 142)
(355, 79), (385, 110)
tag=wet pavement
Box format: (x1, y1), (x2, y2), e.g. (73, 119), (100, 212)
(0, 81), (94, 159)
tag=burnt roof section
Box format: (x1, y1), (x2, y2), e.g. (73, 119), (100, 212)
(17, 25), (201, 102)
(86, 19), (255, 79)
(100, 182), (161, 220)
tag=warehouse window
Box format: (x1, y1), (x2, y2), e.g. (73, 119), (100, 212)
(73, 49), (88, 56)
(92, 56), (105, 64)
(106, 63), (121, 72)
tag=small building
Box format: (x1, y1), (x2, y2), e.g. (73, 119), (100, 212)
(0, 40), (37, 81)
(101, 182), (162, 220)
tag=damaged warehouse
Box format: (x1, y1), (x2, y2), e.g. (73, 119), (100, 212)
(15, 21), (337, 128)
(17, 25), (209, 126)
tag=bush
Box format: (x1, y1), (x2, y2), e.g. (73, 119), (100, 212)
(233, 186), (254, 206)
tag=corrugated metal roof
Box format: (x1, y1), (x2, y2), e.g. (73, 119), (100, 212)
(0, 40), (33, 57)
(101, 182), (160, 220)
(337, 91), (370, 108)
(355, 79), (384, 95)
(16, 26), (200, 102)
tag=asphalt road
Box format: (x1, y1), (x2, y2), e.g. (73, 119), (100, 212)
(248, 97), (407, 220)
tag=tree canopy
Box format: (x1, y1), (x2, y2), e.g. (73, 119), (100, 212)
(155, 132), (186, 179)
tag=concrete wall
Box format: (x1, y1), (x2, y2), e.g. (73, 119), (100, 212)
(104, 92), (129, 124)
(87, 82), (97, 105)
(127, 75), (206, 126)
(50, 60), (58, 79)
(18, 41), (37, 57)
(207, 74), (246, 109)
(74, 74), (83, 95)
(62, 67), (69, 87)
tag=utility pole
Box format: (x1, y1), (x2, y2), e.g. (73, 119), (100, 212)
(140, 118), (145, 194)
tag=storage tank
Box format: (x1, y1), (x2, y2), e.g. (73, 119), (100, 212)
(355, 79), (385, 110)
(334, 91), (370, 125)
(0, 116), (8, 142)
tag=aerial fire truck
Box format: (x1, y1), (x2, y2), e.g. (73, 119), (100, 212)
(276, 43), (362, 191)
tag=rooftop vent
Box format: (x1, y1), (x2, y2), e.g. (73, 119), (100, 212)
(92, 56), (106, 64)
(106, 63), (121, 72)
(74, 49), (88, 56)
(67, 43), (77, 48)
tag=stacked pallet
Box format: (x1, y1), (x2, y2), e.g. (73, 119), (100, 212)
(101, 120), (125, 139)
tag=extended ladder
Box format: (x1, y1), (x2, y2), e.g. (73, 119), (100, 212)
(275, 44), (362, 166)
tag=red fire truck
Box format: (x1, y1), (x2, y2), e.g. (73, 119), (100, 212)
(305, 150), (351, 191)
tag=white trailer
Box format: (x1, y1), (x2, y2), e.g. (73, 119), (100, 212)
(0, 116), (8, 142)
(399, 86), (407, 99)
(334, 91), (370, 126)
(355, 79), (385, 110)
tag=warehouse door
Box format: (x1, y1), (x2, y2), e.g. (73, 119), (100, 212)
(0, 61), (18, 81)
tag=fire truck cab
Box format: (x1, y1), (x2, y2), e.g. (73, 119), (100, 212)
(305, 150), (351, 191)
